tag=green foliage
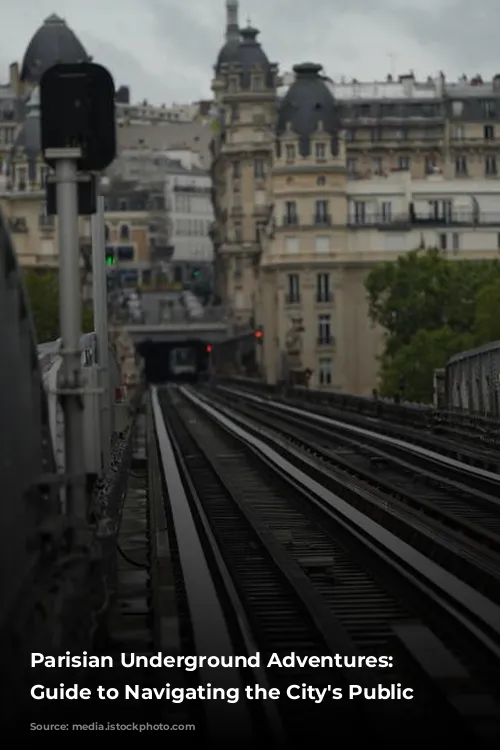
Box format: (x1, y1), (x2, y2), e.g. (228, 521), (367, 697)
(378, 327), (475, 403)
(23, 269), (94, 345)
(365, 248), (500, 401)
(473, 279), (500, 343)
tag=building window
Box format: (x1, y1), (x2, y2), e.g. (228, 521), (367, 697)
(452, 232), (459, 254)
(485, 155), (497, 176)
(371, 128), (381, 142)
(120, 224), (129, 240)
(452, 125), (464, 139)
(314, 236), (330, 254)
(318, 357), (332, 386)
(118, 199), (127, 211)
(482, 99), (495, 118)
(285, 236), (299, 254)
(346, 158), (356, 175)
(234, 257), (242, 277)
(398, 156), (410, 170)
(346, 129), (355, 141)
(316, 273), (331, 303)
(381, 202), (392, 222)
(104, 225), (110, 241)
(439, 234), (447, 250)
(315, 142), (326, 159)
(318, 314), (331, 345)
(253, 76), (263, 90)
(317, 176), (326, 186)
(372, 157), (382, 174)
(353, 202), (366, 224)
(425, 156), (437, 174)
(484, 124), (494, 140)
(234, 224), (242, 242)
(40, 167), (49, 187)
(254, 158), (265, 179)
(233, 161), (241, 178)
(455, 155), (467, 175)
(117, 245), (134, 261)
(18, 167), (26, 190)
(285, 144), (295, 160)
(231, 104), (240, 122)
(284, 201), (298, 225)
(315, 200), (329, 224)
(287, 274), (300, 303)
(428, 199), (452, 222)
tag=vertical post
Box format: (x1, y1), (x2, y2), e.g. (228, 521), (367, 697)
(56, 156), (87, 521)
(91, 191), (111, 472)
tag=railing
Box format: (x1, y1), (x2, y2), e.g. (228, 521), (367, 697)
(348, 210), (500, 227)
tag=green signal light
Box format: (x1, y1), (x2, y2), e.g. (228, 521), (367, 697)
(106, 257), (115, 265)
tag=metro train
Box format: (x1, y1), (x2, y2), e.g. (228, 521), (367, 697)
(170, 346), (198, 377)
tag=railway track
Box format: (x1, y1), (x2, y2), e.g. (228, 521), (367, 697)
(209, 385), (500, 600)
(150, 384), (500, 747)
(218, 379), (500, 471)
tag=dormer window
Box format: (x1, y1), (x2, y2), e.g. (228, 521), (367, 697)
(315, 143), (326, 159)
(253, 76), (263, 90)
(286, 144), (295, 161)
(228, 78), (238, 93)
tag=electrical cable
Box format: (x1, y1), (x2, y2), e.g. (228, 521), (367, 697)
(117, 542), (148, 568)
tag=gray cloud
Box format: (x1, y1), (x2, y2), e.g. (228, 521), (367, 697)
(0, 0), (499, 103)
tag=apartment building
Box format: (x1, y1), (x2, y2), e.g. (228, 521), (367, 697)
(209, 2), (500, 392)
(164, 161), (214, 283)
(256, 65), (500, 395)
(278, 71), (500, 181)
(210, 0), (278, 322)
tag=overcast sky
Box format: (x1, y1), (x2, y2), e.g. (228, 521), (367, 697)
(0, 0), (498, 105)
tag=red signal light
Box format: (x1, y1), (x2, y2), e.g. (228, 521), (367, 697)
(206, 344), (212, 353)
(254, 330), (263, 339)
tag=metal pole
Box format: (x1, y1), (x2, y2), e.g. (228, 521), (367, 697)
(91, 191), (111, 472)
(56, 157), (87, 521)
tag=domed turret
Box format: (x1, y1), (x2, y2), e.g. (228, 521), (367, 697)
(21, 14), (90, 84)
(276, 63), (341, 157)
(233, 26), (273, 89)
(214, 1), (241, 74)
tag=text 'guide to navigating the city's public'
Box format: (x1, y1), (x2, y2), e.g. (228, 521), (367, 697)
(30, 651), (414, 703)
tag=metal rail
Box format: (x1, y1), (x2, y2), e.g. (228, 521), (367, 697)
(221, 387), (500, 488)
(150, 387), (280, 746)
(156, 386), (500, 743)
(208, 385), (500, 600)
(216, 377), (500, 454)
(183, 387), (500, 649)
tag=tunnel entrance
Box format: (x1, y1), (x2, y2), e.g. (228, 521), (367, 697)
(136, 340), (211, 384)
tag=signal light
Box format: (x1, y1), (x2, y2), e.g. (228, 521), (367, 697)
(254, 327), (263, 343)
(206, 344), (212, 353)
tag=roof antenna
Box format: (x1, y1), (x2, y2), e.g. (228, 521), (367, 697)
(246, 15), (251, 26)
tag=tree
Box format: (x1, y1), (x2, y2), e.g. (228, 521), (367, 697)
(474, 278), (500, 344)
(365, 248), (500, 402)
(378, 326), (475, 403)
(365, 248), (500, 356)
(23, 269), (94, 345)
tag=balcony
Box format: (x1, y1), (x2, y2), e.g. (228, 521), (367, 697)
(316, 293), (332, 303)
(282, 216), (299, 226)
(348, 209), (500, 228)
(285, 294), (301, 305)
(317, 335), (334, 346)
(313, 214), (332, 226)
(450, 136), (500, 147)
(39, 215), (55, 230)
